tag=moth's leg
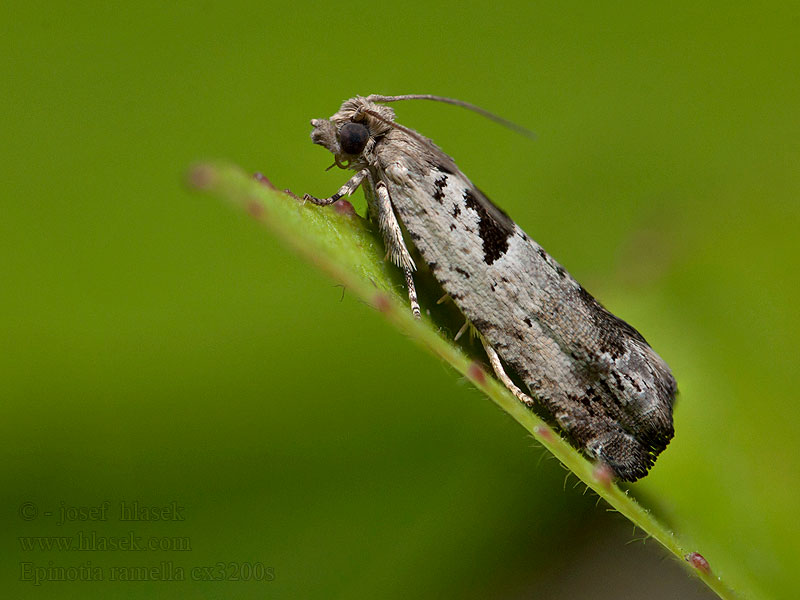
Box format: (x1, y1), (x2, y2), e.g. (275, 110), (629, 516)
(373, 180), (416, 272)
(482, 339), (536, 407)
(303, 169), (368, 205)
(454, 320), (470, 341)
(372, 178), (420, 319)
(403, 268), (421, 319)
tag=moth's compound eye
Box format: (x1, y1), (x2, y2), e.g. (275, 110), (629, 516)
(338, 122), (369, 155)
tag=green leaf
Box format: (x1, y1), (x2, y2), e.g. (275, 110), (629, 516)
(188, 162), (739, 600)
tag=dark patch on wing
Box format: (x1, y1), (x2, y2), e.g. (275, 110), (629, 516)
(455, 267), (471, 279)
(432, 174), (448, 203)
(433, 161), (454, 174)
(576, 285), (648, 356)
(577, 392), (600, 416)
(463, 188), (514, 265)
(624, 373), (642, 393)
(523, 317), (533, 327)
(592, 376), (671, 453)
(449, 223), (457, 231)
(610, 370), (623, 390)
(452, 204), (461, 218)
(470, 315), (492, 332)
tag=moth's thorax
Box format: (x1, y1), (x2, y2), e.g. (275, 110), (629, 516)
(331, 96), (396, 131)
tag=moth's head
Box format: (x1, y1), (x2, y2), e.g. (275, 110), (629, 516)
(310, 93), (535, 170)
(309, 96), (396, 168)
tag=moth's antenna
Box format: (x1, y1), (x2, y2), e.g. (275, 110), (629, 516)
(361, 109), (434, 149)
(365, 94), (536, 140)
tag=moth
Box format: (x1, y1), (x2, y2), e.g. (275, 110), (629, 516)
(303, 94), (676, 481)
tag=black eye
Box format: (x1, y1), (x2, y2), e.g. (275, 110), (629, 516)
(338, 122), (369, 155)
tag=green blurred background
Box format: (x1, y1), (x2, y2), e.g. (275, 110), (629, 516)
(3, 2), (798, 598)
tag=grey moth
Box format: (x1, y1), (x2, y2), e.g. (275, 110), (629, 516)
(303, 94), (676, 482)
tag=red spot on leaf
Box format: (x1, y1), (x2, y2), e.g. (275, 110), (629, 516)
(374, 293), (392, 313)
(534, 425), (554, 443)
(283, 188), (302, 201)
(593, 462), (615, 488)
(333, 199), (356, 216)
(253, 172), (278, 189)
(467, 362), (486, 386)
(186, 164), (216, 189)
(685, 552), (711, 575)
(247, 199), (265, 219)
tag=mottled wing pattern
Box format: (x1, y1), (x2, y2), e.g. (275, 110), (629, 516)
(375, 128), (676, 481)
